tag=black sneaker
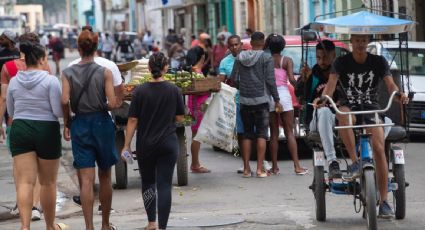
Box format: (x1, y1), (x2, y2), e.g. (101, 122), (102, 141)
(378, 201), (394, 218)
(72, 195), (81, 207)
(328, 161), (342, 179)
(97, 205), (116, 215)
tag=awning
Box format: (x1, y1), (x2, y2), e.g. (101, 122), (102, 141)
(310, 11), (416, 34)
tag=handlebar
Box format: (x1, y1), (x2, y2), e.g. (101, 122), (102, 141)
(319, 91), (400, 130)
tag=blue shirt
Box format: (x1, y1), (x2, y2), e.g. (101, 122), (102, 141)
(219, 54), (236, 78)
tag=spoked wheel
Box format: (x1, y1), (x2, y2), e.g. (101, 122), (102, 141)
(176, 127), (188, 186)
(114, 130), (128, 189)
(363, 169), (377, 230)
(313, 166), (326, 221)
(393, 163), (406, 219)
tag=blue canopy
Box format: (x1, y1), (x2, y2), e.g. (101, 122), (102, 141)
(310, 11), (415, 34)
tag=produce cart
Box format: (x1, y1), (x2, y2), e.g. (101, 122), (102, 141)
(112, 60), (220, 189)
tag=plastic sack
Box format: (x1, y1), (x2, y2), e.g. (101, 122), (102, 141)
(194, 83), (237, 152)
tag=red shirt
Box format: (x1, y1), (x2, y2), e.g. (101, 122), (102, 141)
(212, 44), (227, 69)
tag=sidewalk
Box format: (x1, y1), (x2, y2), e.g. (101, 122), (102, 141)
(0, 140), (81, 221)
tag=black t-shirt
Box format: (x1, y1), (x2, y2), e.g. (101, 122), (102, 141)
(117, 40), (133, 53)
(128, 81), (185, 154)
(0, 48), (20, 73)
(331, 53), (391, 110)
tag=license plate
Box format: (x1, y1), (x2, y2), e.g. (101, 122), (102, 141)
(421, 111), (425, 119)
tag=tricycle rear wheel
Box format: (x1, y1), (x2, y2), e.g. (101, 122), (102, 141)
(314, 166), (326, 221)
(114, 130), (128, 189)
(176, 127), (188, 186)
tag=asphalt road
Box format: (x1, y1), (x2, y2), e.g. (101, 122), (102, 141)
(1, 52), (424, 229)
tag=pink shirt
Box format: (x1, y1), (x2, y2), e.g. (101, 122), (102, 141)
(274, 57), (288, 87)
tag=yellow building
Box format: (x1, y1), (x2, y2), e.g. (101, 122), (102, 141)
(14, 4), (44, 32)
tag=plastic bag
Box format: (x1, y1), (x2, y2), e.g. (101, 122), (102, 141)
(194, 83), (237, 152)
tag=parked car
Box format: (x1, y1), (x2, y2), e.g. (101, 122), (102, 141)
(368, 41), (425, 133)
(241, 35), (349, 76)
(240, 35), (349, 144)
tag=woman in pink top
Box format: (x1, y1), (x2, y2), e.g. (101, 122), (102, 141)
(186, 46), (210, 173)
(265, 34), (308, 175)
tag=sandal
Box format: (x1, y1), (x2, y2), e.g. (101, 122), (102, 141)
(191, 166), (211, 173)
(295, 167), (309, 175)
(256, 172), (268, 178)
(271, 167), (280, 175)
(56, 223), (69, 230)
(242, 171), (253, 178)
(144, 226), (156, 230)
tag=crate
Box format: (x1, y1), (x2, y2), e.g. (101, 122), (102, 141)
(190, 77), (221, 93)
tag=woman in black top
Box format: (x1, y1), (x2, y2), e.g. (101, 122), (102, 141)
(123, 52), (185, 230)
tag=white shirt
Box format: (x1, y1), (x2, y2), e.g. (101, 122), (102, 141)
(102, 37), (114, 52)
(68, 57), (122, 86)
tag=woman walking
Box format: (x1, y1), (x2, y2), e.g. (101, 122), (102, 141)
(61, 30), (118, 230)
(6, 41), (67, 230)
(123, 52), (185, 230)
(264, 34), (308, 175)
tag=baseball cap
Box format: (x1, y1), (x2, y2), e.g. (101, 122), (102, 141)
(2, 30), (17, 43)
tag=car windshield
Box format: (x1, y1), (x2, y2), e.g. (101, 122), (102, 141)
(282, 46), (348, 74)
(387, 48), (425, 76)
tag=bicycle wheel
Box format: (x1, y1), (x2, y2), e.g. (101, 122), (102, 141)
(393, 163), (406, 219)
(176, 127), (188, 186)
(363, 169), (377, 230)
(314, 166), (326, 221)
(114, 131), (128, 189)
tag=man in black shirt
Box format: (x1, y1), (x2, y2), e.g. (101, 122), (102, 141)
(320, 34), (409, 218)
(0, 30), (20, 72)
(116, 33), (134, 61)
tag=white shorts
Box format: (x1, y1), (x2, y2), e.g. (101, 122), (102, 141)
(269, 86), (293, 112)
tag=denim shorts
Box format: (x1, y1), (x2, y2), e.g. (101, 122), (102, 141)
(236, 102), (244, 134)
(240, 103), (269, 139)
(70, 112), (118, 171)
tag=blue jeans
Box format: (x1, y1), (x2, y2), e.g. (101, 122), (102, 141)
(309, 107), (337, 162)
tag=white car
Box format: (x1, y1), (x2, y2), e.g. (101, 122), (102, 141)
(368, 41), (425, 133)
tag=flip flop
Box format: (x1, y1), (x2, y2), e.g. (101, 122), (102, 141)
(256, 172), (268, 178)
(295, 168), (309, 175)
(271, 167), (280, 175)
(242, 171), (253, 178)
(191, 166), (211, 173)
(56, 223), (69, 230)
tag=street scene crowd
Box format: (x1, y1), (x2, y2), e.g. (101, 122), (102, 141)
(0, 3), (421, 230)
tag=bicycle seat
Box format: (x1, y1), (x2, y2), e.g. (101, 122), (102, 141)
(386, 126), (406, 142)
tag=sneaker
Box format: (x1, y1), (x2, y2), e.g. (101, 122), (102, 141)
(10, 204), (19, 215)
(97, 205), (116, 215)
(72, 195), (81, 207)
(328, 161), (342, 179)
(378, 201), (394, 218)
(263, 161), (272, 172)
(31, 207), (41, 221)
(348, 161), (361, 179)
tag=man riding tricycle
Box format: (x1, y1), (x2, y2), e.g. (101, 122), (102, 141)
(299, 8), (415, 230)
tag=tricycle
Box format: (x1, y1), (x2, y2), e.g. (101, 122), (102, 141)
(302, 7), (415, 230)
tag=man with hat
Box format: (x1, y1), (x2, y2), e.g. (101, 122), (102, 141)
(0, 30), (20, 72)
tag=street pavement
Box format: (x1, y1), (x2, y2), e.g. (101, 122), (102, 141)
(1, 51), (425, 229)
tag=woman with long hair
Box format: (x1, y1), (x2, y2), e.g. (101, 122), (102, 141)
(264, 34), (308, 175)
(7, 40), (66, 230)
(123, 52), (185, 230)
(61, 30), (118, 230)
(186, 46), (211, 173)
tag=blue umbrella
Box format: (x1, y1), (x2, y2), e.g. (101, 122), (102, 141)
(310, 11), (415, 34)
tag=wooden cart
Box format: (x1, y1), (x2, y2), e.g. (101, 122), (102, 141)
(113, 62), (220, 188)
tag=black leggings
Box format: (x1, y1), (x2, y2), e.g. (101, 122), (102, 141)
(137, 133), (178, 229)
